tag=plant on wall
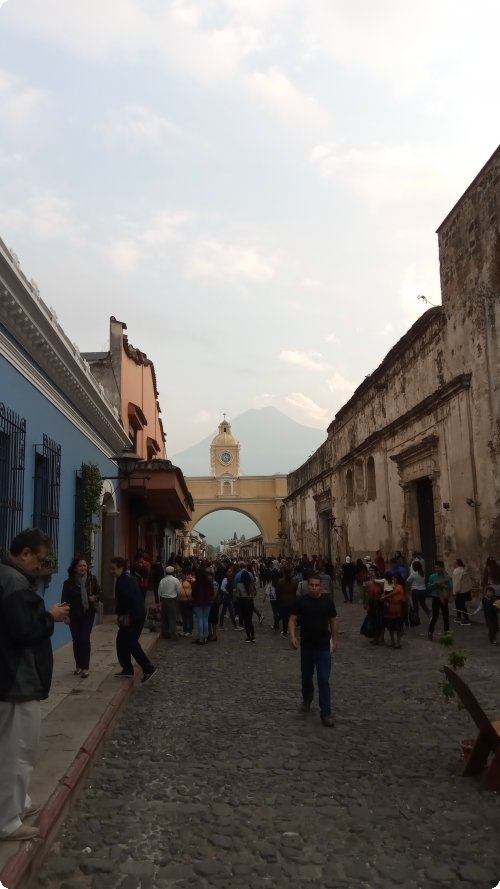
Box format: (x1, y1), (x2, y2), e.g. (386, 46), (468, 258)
(81, 462), (103, 562)
(439, 630), (467, 701)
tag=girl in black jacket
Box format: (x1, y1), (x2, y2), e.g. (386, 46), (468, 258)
(61, 556), (101, 678)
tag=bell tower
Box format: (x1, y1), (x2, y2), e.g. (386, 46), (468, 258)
(210, 415), (240, 480)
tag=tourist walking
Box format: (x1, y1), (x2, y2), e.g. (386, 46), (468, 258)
(407, 559), (429, 621)
(179, 571), (194, 635)
(428, 561), (452, 640)
(112, 557), (156, 681)
(276, 568), (297, 636)
(158, 566), (181, 640)
(235, 569), (257, 642)
(360, 567), (385, 645)
(289, 573), (337, 727)
(482, 586), (499, 645)
(191, 567), (214, 645)
(61, 556), (101, 678)
(341, 556), (356, 603)
(452, 558), (472, 625)
(208, 569), (220, 641)
(219, 569), (238, 629)
(0, 529), (70, 841)
(381, 572), (406, 648)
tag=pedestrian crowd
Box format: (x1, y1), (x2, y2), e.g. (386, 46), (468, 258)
(1, 525), (499, 843)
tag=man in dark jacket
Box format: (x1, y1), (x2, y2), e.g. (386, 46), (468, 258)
(0, 528), (70, 841)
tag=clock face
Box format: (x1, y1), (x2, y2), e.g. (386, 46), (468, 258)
(219, 451), (233, 465)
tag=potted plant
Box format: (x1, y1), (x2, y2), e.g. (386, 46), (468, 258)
(438, 631), (472, 759)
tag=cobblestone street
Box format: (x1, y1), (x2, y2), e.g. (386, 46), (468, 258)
(36, 599), (500, 889)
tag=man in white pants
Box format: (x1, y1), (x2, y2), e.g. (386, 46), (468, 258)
(0, 529), (69, 841)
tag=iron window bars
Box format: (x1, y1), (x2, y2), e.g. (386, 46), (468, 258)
(0, 403), (26, 554)
(33, 434), (61, 563)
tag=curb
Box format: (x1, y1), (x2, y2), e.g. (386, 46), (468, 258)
(0, 634), (159, 889)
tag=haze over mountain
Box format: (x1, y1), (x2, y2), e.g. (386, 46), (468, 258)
(171, 406), (325, 477)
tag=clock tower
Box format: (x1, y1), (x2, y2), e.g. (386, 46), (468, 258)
(210, 415), (240, 479)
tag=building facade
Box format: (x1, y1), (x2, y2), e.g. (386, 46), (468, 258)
(284, 145), (500, 583)
(84, 317), (193, 568)
(0, 240), (131, 644)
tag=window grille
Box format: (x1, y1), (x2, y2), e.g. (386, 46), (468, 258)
(33, 434), (61, 559)
(0, 404), (26, 553)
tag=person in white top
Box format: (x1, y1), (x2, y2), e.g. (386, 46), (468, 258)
(407, 559), (429, 620)
(158, 567), (182, 640)
(452, 558), (472, 625)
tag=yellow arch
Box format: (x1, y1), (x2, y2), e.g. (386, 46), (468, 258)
(185, 474), (287, 556)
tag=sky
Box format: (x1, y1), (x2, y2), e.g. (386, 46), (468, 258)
(1, 0), (499, 456)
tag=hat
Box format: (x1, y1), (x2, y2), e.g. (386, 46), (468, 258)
(364, 555), (371, 563)
(345, 556), (351, 563)
(165, 566), (175, 574)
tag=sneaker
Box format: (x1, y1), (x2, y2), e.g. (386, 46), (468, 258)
(141, 668), (157, 683)
(321, 716), (334, 728)
(236, 626), (244, 631)
(461, 621), (471, 626)
(251, 639), (256, 643)
(81, 670), (89, 678)
(453, 618), (462, 624)
(245, 639), (252, 643)
(73, 668), (82, 676)
(258, 615), (265, 624)
(115, 670), (134, 678)
(0, 824), (40, 841)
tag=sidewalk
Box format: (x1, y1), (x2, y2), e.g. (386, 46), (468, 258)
(0, 617), (159, 889)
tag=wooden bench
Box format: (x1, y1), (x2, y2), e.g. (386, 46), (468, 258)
(443, 666), (500, 790)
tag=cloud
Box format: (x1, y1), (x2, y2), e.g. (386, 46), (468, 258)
(186, 239), (274, 281)
(328, 372), (355, 395)
(104, 212), (191, 273)
(324, 332), (338, 343)
(190, 409), (218, 425)
(300, 277), (325, 291)
(0, 151), (22, 165)
(252, 392), (276, 407)
(280, 350), (331, 373)
(309, 143), (465, 204)
(0, 192), (87, 246)
(100, 104), (180, 149)
(251, 67), (329, 129)
(285, 391), (330, 427)
(0, 68), (51, 130)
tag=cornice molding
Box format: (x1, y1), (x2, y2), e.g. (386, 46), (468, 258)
(0, 240), (131, 455)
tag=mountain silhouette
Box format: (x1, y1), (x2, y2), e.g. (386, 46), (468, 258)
(171, 406), (325, 477)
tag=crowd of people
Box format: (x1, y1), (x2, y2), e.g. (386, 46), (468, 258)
(2, 525), (500, 841)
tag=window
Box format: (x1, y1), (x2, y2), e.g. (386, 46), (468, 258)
(355, 459), (365, 503)
(346, 469), (354, 507)
(367, 456), (376, 500)
(0, 404), (26, 553)
(33, 434), (61, 559)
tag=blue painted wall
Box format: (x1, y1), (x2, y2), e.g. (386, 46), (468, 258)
(0, 354), (118, 649)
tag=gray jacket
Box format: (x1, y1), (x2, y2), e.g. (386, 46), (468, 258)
(0, 558), (55, 702)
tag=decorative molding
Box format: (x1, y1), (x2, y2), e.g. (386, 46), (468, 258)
(0, 240), (131, 456)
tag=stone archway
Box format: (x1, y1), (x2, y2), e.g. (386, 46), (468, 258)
(185, 473), (287, 557)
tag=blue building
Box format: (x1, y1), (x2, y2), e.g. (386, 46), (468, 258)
(0, 239), (131, 648)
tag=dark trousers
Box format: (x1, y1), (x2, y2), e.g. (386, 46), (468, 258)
(280, 606), (292, 635)
(161, 598), (178, 638)
(239, 598), (255, 640)
(180, 602), (193, 633)
(342, 580), (354, 602)
(454, 593), (469, 622)
(220, 595), (237, 627)
(270, 599), (280, 631)
(300, 648), (332, 718)
(70, 611), (95, 670)
(412, 590), (430, 618)
(429, 597), (450, 634)
(116, 621), (154, 674)
(486, 613), (499, 643)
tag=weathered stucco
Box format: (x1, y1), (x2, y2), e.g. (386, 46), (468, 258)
(284, 146), (500, 583)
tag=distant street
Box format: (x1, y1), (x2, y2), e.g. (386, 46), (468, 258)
(36, 596), (500, 889)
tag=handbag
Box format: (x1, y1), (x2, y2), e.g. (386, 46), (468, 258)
(117, 614), (131, 629)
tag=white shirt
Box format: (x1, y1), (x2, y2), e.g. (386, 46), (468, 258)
(158, 575), (181, 599)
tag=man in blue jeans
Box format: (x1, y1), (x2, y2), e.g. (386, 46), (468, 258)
(289, 573), (337, 728)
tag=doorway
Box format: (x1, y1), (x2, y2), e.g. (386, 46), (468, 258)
(416, 477), (437, 573)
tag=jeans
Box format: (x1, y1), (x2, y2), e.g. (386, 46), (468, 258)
(194, 605), (210, 640)
(270, 599), (280, 630)
(454, 593), (469, 622)
(342, 580), (354, 602)
(161, 598), (178, 637)
(429, 597), (450, 635)
(116, 620), (154, 675)
(411, 589), (430, 618)
(486, 612), (499, 643)
(69, 610), (95, 670)
(219, 594), (237, 627)
(180, 601), (193, 634)
(238, 598), (255, 640)
(300, 649), (332, 719)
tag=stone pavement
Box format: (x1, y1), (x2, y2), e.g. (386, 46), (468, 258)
(33, 598), (500, 889)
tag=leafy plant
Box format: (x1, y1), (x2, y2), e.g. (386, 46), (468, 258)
(439, 631), (467, 704)
(80, 462), (103, 562)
